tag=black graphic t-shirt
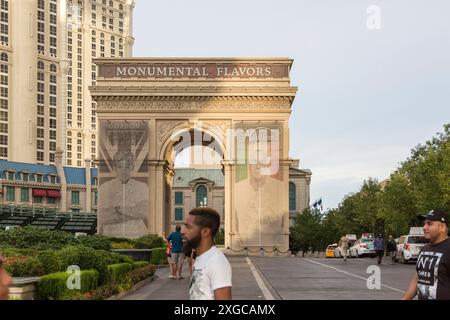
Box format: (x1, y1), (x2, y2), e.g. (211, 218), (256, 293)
(416, 237), (450, 300)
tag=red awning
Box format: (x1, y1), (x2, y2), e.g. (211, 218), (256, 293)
(46, 190), (61, 198)
(32, 189), (47, 197)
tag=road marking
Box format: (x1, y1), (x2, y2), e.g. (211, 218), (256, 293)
(246, 257), (275, 300)
(303, 258), (405, 294)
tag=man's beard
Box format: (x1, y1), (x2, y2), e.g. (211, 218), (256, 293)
(184, 233), (201, 251)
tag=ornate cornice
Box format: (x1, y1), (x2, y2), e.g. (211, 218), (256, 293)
(95, 96), (293, 113)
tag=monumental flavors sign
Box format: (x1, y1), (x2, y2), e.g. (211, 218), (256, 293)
(98, 62), (290, 80)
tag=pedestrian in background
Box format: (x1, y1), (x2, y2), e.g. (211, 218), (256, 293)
(339, 234), (349, 262)
(387, 235), (397, 265)
(374, 234), (385, 265)
(167, 225), (185, 279)
(163, 232), (175, 279)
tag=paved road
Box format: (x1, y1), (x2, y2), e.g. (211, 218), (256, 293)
(122, 255), (416, 300)
(251, 256), (415, 300)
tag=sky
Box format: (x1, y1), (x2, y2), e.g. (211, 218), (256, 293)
(132, 0), (450, 209)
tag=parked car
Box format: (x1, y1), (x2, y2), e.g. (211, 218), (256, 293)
(349, 237), (376, 258)
(395, 235), (428, 264)
(326, 244), (338, 258)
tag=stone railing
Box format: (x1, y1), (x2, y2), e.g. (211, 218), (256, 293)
(9, 277), (40, 300)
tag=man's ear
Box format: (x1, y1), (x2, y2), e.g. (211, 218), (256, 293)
(201, 227), (211, 239)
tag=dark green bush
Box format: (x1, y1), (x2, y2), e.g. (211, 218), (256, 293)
(134, 234), (165, 249)
(132, 261), (149, 269)
(150, 248), (167, 265)
(78, 235), (112, 251)
(37, 269), (99, 300)
(106, 263), (133, 284)
(214, 228), (225, 245)
(0, 246), (39, 257)
(4, 256), (45, 277)
(37, 250), (62, 274)
(58, 246), (108, 284)
(0, 227), (78, 250)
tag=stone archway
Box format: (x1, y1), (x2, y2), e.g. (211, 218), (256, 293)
(91, 58), (297, 255)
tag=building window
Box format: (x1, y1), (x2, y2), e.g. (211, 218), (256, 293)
(6, 171), (13, 180)
(175, 208), (183, 221)
(289, 182), (296, 211)
(50, 175), (56, 184)
(36, 174), (43, 183)
(21, 188), (29, 202)
(71, 190), (80, 205)
(6, 186), (14, 202)
(94, 191), (98, 206)
(48, 197), (56, 204)
(22, 172), (29, 182)
(0, 0), (8, 45)
(33, 196), (43, 204)
(196, 185), (208, 207)
(174, 192), (183, 205)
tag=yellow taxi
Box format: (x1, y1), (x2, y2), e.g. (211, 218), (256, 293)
(325, 244), (338, 258)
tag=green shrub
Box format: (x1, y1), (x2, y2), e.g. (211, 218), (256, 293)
(132, 261), (149, 269)
(0, 227), (78, 250)
(109, 252), (134, 264)
(134, 234), (165, 249)
(0, 246), (39, 257)
(37, 250), (62, 274)
(214, 228), (225, 246)
(4, 256), (45, 277)
(112, 242), (135, 249)
(106, 263), (133, 284)
(58, 246), (108, 284)
(37, 269), (99, 300)
(78, 235), (112, 251)
(150, 248), (168, 265)
(128, 265), (156, 284)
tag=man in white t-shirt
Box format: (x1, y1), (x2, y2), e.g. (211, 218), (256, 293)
(182, 207), (232, 300)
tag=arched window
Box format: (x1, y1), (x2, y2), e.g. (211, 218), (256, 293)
(50, 64), (57, 73)
(37, 61), (44, 70)
(0, 52), (8, 62)
(289, 182), (296, 211)
(196, 185), (207, 207)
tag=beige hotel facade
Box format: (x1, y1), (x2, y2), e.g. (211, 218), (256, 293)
(0, 0), (134, 167)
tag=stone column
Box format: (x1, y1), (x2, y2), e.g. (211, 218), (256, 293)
(85, 159), (92, 213)
(55, 149), (67, 212)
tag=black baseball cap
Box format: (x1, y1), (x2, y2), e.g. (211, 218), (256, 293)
(419, 209), (448, 225)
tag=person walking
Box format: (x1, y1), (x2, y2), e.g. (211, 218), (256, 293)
(182, 207), (232, 300)
(374, 234), (385, 265)
(164, 234), (175, 279)
(387, 235), (397, 265)
(339, 235), (349, 262)
(403, 209), (450, 300)
(167, 225), (184, 279)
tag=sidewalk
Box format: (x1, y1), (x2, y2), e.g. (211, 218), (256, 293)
(121, 256), (270, 300)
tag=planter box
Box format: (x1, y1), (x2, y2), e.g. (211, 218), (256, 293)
(9, 277), (40, 300)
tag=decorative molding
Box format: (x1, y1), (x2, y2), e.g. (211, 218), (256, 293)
(156, 120), (187, 144)
(96, 97), (292, 113)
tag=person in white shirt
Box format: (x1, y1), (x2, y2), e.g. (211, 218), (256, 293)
(182, 207), (232, 300)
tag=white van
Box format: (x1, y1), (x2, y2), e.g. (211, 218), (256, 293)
(395, 228), (428, 263)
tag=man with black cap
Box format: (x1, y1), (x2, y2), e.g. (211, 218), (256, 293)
(402, 209), (450, 300)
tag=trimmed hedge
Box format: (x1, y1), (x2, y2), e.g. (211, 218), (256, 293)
(134, 234), (165, 249)
(37, 250), (62, 275)
(4, 256), (45, 277)
(106, 263), (133, 284)
(37, 269), (99, 300)
(150, 248), (168, 265)
(132, 261), (149, 269)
